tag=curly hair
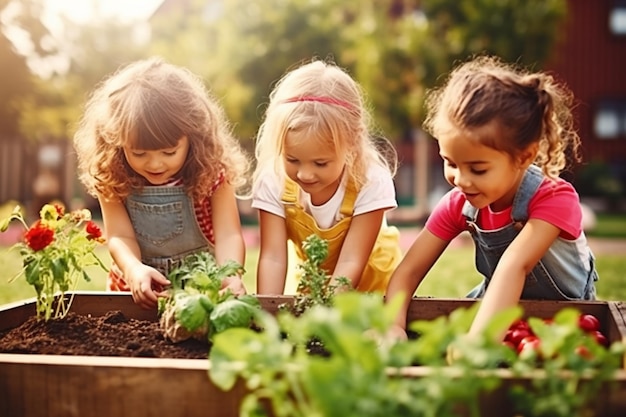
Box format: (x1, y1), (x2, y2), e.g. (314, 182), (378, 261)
(73, 57), (250, 202)
(423, 55), (581, 179)
(252, 59), (397, 192)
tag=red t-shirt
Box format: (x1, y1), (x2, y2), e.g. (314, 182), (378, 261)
(426, 177), (583, 242)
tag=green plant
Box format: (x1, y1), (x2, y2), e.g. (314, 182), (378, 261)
(157, 251), (261, 343)
(281, 234), (351, 316)
(209, 293), (625, 417)
(0, 203), (107, 320)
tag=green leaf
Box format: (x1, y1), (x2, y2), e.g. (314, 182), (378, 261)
(210, 298), (261, 334)
(176, 294), (211, 331)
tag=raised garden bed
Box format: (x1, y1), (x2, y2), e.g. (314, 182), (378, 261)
(1, 292), (626, 417)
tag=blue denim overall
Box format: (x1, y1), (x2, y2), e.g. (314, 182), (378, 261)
(464, 165), (597, 300)
(125, 185), (213, 277)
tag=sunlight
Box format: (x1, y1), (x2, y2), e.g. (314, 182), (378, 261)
(45, 0), (163, 23)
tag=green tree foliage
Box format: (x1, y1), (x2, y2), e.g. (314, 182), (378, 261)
(9, 11), (150, 142)
(344, 0), (568, 139)
(150, 0), (352, 141)
(148, 0), (568, 141)
(2, 0), (568, 145)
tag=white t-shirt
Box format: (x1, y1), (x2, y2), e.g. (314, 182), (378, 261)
(252, 165), (397, 229)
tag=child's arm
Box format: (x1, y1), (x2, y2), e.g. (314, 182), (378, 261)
(98, 196), (170, 309)
(468, 218), (561, 340)
(332, 209), (386, 288)
(256, 210), (288, 294)
(211, 182), (247, 296)
(385, 228), (449, 340)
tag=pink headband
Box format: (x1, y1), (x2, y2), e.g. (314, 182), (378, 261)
(283, 96), (353, 110)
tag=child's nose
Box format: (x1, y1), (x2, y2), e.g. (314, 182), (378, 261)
(146, 156), (164, 170)
(454, 171), (471, 189)
(297, 168), (314, 182)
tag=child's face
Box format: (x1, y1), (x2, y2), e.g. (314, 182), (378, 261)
(437, 120), (528, 212)
(283, 130), (346, 205)
(123, 136), (190, 185)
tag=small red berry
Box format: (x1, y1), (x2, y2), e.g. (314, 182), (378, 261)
(578, 314), (601, 333)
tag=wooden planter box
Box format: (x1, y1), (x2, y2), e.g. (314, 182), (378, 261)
(1, 292), (626, 417)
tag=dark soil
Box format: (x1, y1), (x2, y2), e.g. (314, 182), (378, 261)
(0, 310), (210, 359)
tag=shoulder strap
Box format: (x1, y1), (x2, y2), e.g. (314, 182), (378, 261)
(339, 177), (358, 217)
(281, 178), (299, 205)
(511, 164), (543, 222)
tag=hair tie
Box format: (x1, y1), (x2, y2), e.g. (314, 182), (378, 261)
(283, 96), (354, 110)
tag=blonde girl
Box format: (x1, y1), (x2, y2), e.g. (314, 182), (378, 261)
(385, 55), (598, 341)
(74, 57), (251, 309)
(252, 59), (402, 294)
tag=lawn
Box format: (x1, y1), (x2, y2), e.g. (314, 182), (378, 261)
(2, 237), (625, 307)
(587, 213), (626, 239)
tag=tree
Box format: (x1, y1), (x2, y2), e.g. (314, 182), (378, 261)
(0, 0), (54, 138)
(150, 0), (352, 141)
(12, 13), (150, 142)
(345, 0), (569, 139)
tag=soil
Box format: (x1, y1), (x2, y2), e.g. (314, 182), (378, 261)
(0, 309), (329, 358)
(0, 310), (210, 359)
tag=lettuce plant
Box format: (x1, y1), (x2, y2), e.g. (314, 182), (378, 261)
(157, 252), (260, 343)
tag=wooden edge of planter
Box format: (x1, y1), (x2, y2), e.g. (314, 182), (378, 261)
(0, 352), (209, 369)
(393, 366), (626, 417)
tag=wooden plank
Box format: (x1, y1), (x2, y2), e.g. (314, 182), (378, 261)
(396, 367), (626, 417)
(0, 359), (246, 417)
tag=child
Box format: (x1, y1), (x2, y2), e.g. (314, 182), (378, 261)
(385, 55), (598, 341)
(73, 57), (251, 309)
(251, 59), (402, 294)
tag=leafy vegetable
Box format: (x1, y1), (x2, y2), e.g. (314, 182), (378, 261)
(158, 252), (260, 343)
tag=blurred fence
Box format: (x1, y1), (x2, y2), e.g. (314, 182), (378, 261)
(0, 138), (76, 217)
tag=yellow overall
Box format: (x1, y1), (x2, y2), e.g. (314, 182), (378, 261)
(282, 178), (402, 293)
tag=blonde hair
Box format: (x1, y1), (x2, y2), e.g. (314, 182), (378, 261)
(423, 55), (581, 179)
(252, 59), (397, 191)
(73, 57), (250, 201)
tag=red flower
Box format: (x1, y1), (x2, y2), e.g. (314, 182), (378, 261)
(86, 221), (103, 240)
(24, 220), (55, 251)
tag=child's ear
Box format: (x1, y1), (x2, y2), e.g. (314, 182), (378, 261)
(518, 142), (539, 167)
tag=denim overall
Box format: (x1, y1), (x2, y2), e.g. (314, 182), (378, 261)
(125, 185), (213, 277)
(282, 178), (402, 293)
(464, 165), (597, 300)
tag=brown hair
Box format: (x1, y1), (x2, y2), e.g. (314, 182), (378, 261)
(73, 57), (250, 201)
(423, 55), (581, 179)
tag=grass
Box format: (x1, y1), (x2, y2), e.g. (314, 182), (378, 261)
(2, 236), (625, 307)
(587, 213), (626, 239)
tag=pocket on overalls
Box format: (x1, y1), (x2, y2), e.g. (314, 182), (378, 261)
(128, 200), (184, 246)
(524, 262), (576, 301)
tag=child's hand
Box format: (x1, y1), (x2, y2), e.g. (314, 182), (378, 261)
(384, 324), (409, 343)
(219, 275), (247, 297)
(127, 264), (170, 310)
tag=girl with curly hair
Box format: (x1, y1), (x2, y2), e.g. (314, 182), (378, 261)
(74, 57), (251, 309)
